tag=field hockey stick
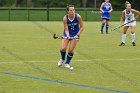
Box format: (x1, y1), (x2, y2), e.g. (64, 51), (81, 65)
(111, 20), (135, 31)
(53, 33), (79, 39)
(53, 33), (63, 39)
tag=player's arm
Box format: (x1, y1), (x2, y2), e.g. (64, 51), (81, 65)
(100, 3), (104, 13)
(109, 3), (113, 13)
(75, 14), (84, 38)
(119, 11), (125, 27)
(131, 9), (140, 20)
(63, 16), (70, 38)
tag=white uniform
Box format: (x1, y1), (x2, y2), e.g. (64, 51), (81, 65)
(124, 9), (136, 26)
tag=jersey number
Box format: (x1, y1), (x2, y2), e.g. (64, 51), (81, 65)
(71, 26), (74, 30)
(128, 17), (130, 20)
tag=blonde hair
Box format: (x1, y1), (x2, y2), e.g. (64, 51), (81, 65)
(125, 1), (130, 7)
(125, 1), (130, 4)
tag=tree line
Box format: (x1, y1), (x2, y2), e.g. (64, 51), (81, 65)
(0, 0), (139, 10)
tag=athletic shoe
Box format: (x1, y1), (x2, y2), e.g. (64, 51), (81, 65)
(101, 30), (103, 34)
(119, 42), (125, 46)
(132, 42), (136, 46)
(58, 59), (64, 67)
(65, 64), (71, 69)
(106, 31), (108, 34)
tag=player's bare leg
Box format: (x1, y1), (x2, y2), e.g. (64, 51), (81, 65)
(58, 39), (69, 67)
(120, 26), (129, 46)
(130, 26), (136, 46)
(101, 19), (106, 34)
(65, 39), (78, 69)
(106, 20), (109, 34)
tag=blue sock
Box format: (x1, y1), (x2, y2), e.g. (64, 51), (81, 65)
(60, 50), (66, 60)
(65, 52), (74, 64)
(106, 24), (109, 32)
(101, 23), (105, 31)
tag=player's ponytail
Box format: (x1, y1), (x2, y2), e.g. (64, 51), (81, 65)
(125, 1), (130, 7)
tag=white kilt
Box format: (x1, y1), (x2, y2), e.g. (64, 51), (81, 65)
(124, 21), (136, 26)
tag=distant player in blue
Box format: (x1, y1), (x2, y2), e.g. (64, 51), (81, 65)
(100, 0), (113, 34)
(57, 4), (84, 70)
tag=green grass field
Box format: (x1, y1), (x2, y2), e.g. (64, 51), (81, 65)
(0, 21), (140, 93)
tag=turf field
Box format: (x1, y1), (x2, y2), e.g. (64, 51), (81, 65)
(0, 21), (140, 93)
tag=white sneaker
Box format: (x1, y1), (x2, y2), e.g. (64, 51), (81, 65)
(58, 59), (64, 67)
(64, 64), (71, 69)
(65, 64), (74, 70)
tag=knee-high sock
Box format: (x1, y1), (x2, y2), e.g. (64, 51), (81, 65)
(101, 23), (105, 31)
(122, 34), (126, 43)
(60, 50), (66, 60)
(65, 52), (74, 64)
(131, 33), (135, 42)
(106, 24), (109, 32)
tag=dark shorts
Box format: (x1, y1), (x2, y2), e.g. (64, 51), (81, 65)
(102, 18), (110, 21)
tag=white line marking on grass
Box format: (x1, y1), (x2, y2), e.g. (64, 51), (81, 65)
(0, 60), (91, 64)
(0, 58), (140, 64)
(99, 58), (140, 61)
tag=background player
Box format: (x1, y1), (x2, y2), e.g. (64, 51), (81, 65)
(57, 4), (84, 69)
(119, 1), (140, 46)
(100, 0), (113, 34)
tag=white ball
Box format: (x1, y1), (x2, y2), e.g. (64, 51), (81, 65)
(70, 67), (74, 70)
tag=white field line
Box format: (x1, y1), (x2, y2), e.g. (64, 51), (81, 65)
(0, 58), (140, 64)
(0, 60), (91, 64)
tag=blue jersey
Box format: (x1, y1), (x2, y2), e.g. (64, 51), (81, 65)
(63, 13), (80, 38)
(101, 2), (111, 19)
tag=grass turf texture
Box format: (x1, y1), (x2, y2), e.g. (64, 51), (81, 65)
(0, 21), (140, 93)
